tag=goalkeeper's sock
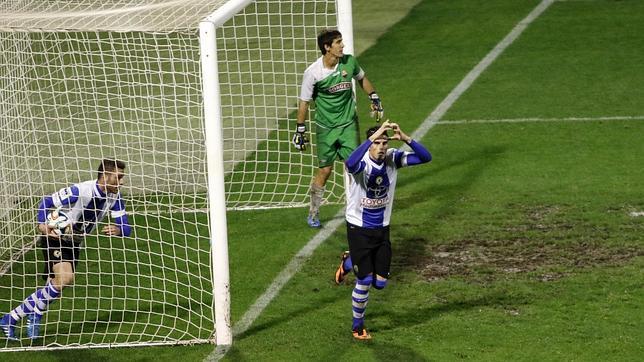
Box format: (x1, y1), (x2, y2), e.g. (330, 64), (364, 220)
(352, 275), (372, 330)
(309, 184), (325, 216)
(10, 281), (60, 320)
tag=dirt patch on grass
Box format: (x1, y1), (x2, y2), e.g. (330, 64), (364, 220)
(398, 239), (643, 283)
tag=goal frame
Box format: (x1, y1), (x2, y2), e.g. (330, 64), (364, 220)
(200, 0), (355, 346)
(0, 0), (355, 351)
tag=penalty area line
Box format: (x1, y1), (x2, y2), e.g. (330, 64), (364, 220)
(437, 115), (644, 125)
(411, 0), (554, 142)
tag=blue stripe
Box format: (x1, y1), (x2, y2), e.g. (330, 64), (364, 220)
(77, 196), (106, 234)
(353, 288), (369, 295)
(362, 207), (384, 228)
(394, 150), (404, 168)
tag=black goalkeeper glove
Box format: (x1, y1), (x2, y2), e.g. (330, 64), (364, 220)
(369, 92), (384, 122)
(292, 124), (309, 151)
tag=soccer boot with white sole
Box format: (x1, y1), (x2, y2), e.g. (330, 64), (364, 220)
(1, 314), (18, 341)
(26, 313), (42, 339)
(352, 327), (372, 340)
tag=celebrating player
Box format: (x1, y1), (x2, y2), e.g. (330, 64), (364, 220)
(1, 159), (132, 340)
(335, 121), (432, 340)
(292, 29), (384, 228)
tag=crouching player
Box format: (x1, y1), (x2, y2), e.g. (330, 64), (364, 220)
(1, 159), (131, 340)
(335, 121), (432, 339)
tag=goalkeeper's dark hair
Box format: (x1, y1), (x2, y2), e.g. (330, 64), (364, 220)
(317, 29), (342, 55)
(366, 126), (389, 139)
(97, 159), (126, 179)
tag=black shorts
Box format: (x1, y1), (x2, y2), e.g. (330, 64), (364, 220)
(346, 222), (391, 279)
(40, 235), (82, 280)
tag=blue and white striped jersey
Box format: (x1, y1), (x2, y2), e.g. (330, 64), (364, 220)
(38, 180), (128, 236)
(345, 138), (432, 229)
(345, 148), (406, 228)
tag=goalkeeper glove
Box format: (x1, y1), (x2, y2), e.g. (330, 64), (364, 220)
(292, 124), (309, 151)
(369, 92), (384, 121)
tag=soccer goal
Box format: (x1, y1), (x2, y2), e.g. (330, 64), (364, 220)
(0, 0), (353, 351)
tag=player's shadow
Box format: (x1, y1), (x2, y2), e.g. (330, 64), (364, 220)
(227, 292), (431, 362)
(392, 144), (508, 271)
(369, 288), (529, 331)
(395, 144), (507, 212)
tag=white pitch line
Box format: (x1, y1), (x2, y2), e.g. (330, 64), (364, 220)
(411, 0), (555, 142)
(207, 1), (554, 360)
(630, 211), (644, 217)
(437, 115), (644, 125)
(205, 208), (346, 361)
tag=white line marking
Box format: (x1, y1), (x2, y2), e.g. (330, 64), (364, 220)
(438, 115), (644, 125)
(232, 208), (346, 335)
(205, 208), (346, 361)
(207, 1), (555, 360)
(411, 0), (555, 142)
(630, 211), (644, 217)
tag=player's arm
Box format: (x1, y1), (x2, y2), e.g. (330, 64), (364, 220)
(356, 75), (375, 95)
(37, 186), (80, 235)
(292, 100), (310, 151)
(103, 196), (131, 237)
(293, 71), (314, 151)
(390, 123), (432, 166)
(345, 140), (370, 174)
(357, 75), (383, 121)
(296, 99), (309, 126)
(37, 196), (57, 235)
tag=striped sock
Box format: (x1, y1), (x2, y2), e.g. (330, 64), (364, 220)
(373, 278), (387, 290)
(9, 281), (60, 321)
(352, 275), (372, 330)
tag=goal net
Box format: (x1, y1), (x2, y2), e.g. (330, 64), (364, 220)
(0, 0), (346, 351)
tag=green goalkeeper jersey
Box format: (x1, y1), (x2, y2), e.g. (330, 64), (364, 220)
(299, 54), (364, 129)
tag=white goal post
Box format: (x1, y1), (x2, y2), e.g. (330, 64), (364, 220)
(0, 0), (354, 351)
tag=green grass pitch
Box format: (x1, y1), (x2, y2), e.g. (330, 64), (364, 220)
(2, 0), (644, 360)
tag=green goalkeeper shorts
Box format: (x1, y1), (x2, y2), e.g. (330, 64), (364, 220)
(315, 121), (360, 168)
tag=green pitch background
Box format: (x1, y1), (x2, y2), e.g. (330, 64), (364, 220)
(2, 0), (644, 360)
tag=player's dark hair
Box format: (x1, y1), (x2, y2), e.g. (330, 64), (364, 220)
(98, 159), (126, 179)
(366, 126), (389, 139)
(317, 29), (342, 55)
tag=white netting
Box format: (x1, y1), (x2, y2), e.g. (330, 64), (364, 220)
(1, 0), (339, 350)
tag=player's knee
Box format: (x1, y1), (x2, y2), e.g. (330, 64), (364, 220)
(54, 272), (75, 289)
(356, 274), (373, 287)
(373, 276), (387, 290)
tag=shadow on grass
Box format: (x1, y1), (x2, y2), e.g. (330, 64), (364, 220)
(375, 288), (529, 331)
(393, 145), (507, 271)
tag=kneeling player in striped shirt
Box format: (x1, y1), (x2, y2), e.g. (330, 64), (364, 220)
(1, 159), (132, 340)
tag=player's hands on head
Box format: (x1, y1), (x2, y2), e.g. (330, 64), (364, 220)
(291, 123), (309, 151)
(369, 120), (393, 141)
(388, 122), (411, 143)
(369, 92), (384, 122)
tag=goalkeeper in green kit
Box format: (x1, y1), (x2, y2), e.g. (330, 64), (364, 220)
(293, 29), (383, 228)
